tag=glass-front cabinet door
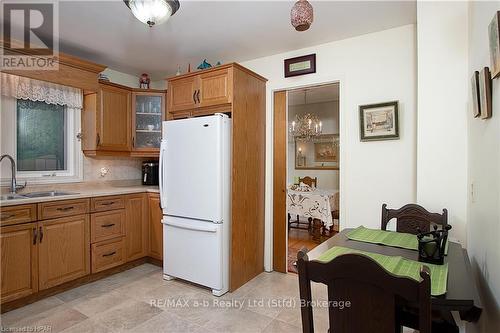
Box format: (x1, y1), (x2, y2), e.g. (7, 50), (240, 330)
(131, 91), (165, 156)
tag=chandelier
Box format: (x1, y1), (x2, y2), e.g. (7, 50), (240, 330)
(290, 113), (322, 141)
(124, 0), (180, 27)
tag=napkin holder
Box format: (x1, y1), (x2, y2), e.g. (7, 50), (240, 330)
(417, 224), (452, 265)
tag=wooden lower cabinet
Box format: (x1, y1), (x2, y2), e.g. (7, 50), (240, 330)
(38, 215), (90, 290)
(0, 223), (38, 303)
(148, 193), (163, 260)
(125, 194), (149, 261)
(91, 237), (126, 273)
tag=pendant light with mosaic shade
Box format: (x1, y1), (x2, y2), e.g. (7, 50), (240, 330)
(291, 0), (314, 31)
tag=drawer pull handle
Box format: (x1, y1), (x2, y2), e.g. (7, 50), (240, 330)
(102, 251), (116, 257)
(101, 223), (115, 228)
(57, 206), (74, 211)
(1, 213), (15, 220)
(101, 202), (115, 206)
(33, 227), (37, 245)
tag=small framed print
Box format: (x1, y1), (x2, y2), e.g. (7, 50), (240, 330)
(479, 67), (492, 119)
(284, 54), (316, 78)
(488, 11), (500, 79)
(359, 101), (399, 141)
(471, 71), (481, 118)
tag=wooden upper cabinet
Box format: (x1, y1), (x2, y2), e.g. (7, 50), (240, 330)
(97, 84), (131, 151)
(167, 66), (234, 117)
(125, 193), (149, 261)
(1, 223), (38, 303)
(168, 76), (197, 113)
(38, 215), (90, 290)
(198, 68), (232, 108)
(131, 92), (165, 156)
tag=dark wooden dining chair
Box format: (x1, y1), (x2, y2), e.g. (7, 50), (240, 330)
(297, 250), (431, 333)
(288, 176), (318, 232)
(299, 176), (318, 188)
(381, 203), (448, 235)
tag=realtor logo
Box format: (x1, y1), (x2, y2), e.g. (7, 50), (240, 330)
(1, 1), (59, 70)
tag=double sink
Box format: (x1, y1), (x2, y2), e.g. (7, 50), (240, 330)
(0, 191), (79, 201)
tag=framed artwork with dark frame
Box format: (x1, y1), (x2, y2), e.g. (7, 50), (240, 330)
(479, 67), (492, 119)
(284, 54), (316, 78)
(359, 101), (399, 141)
(488, 11), (500, 79)
(471, 71), (481, 118)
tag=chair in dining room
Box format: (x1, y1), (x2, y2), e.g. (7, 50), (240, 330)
(299, 176), (317, 188)
(297, 250), (431, 333)
(288, 176), (319, 232)
(381, 203), (448, 235)
(381, 203), (458, 332)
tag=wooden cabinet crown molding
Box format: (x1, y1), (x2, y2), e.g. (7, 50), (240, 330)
(165, 63), (267, 83)
(1, 39), (106, 74)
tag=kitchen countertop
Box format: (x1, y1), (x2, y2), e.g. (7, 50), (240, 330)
(0, 180), (159, 207)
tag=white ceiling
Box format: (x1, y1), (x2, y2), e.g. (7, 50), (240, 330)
(288, 83), (339, 106)
(50, 1), (415, 79)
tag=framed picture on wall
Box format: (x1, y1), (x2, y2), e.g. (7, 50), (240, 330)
(284, 54), (316, 78)
(479, 67), (492, 119)
(359, 101), (399, 141)
(489, 11), (500, 79)
(471, 71), (481, 118)
(314, 140), (337, 162)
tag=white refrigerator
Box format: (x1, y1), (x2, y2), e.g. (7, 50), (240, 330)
(159, 114), (231, 296)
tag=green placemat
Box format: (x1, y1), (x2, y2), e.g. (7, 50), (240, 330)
(317, 246), (448, 296)
(347, 226), (448, 255)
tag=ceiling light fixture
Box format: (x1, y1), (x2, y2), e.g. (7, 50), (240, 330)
(290, 0), (313, 31)
(124, 0), (180, 27)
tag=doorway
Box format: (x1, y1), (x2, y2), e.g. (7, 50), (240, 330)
(273, 83), (340, 273)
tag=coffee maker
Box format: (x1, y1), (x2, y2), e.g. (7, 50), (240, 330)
(142, 161), (159, 185)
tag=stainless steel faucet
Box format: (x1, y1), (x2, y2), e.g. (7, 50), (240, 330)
(0, 154), (26, 194)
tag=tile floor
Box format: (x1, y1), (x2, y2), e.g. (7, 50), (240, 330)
(1, 264), (330, 333)
(1, 264), (414, 333)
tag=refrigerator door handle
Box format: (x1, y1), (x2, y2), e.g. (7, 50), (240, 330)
(164, 219), (218, 233)
(159, 139), (167, 209)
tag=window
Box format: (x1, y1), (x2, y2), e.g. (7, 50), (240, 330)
(0, 98), (83, 184)
(0, 74), (83, 184)
(17, 100), (67, 172)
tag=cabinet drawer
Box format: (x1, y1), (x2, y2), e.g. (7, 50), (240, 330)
(91, 196), (125, 212)
(38, 199), (89, 220)
(0, 204), (37, 226)
(91, 237), (125, 273)
(91, 210), (125, 243)
(170, 110), (192, 120)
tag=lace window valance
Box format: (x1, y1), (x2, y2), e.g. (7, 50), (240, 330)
(1, 73), (82, 109)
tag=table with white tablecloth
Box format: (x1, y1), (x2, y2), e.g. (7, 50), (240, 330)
(287, 188), (339, 230)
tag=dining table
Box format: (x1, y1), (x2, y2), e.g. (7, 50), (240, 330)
(287, 187), (339, 239)
(306, 228), (483, 324)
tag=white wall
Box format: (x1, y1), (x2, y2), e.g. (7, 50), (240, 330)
(466, 2), (500, 332)
(416, 1), (469, 247)
(287, 101), (339, 190)
(241, 24), (417, 270)
(102, 68), (165, 90)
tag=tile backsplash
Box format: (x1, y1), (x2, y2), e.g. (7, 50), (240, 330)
(84, 156), (143, 181)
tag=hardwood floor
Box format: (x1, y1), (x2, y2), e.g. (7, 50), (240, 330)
(288, 225), (336, 273)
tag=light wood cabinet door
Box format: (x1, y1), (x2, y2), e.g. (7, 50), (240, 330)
(125, 194), (148, 261)
(198, 68), (232, 108)
(1, 223), (38, 303)
(38, 215), (90, 290)
(168, 76), (197, 113)
(148, 193), (163, 260)
(98, 84), (131, 151)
